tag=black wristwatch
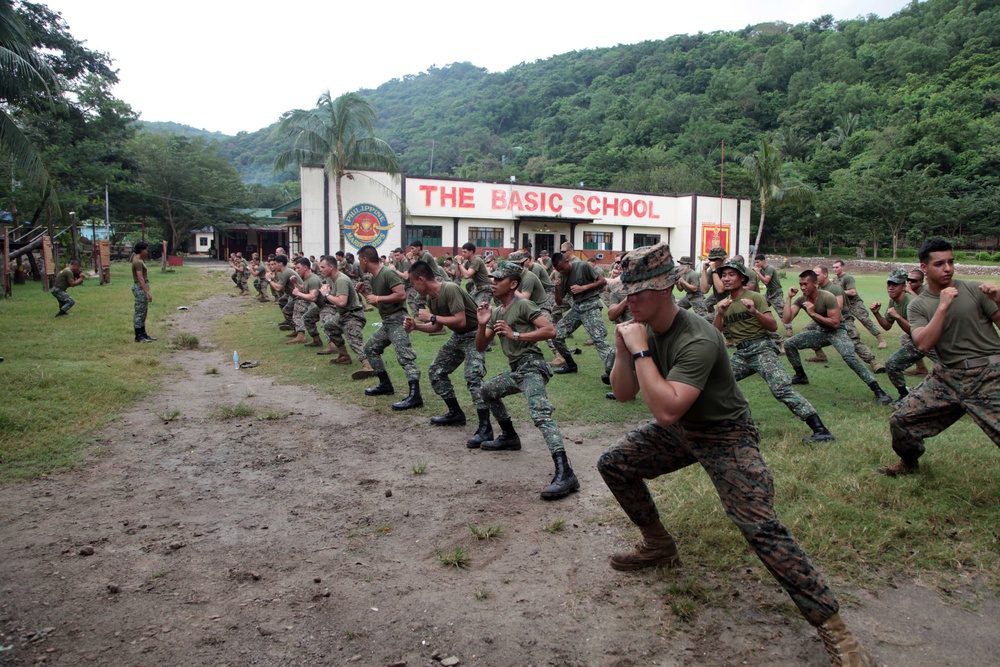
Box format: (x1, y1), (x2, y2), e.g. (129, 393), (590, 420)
(430, 315), (437, 324)
(632, 350), (654, 361)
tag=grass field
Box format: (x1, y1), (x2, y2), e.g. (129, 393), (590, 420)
(2, 266), (997, 592)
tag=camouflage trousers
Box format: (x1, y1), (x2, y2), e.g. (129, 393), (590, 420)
(785, 326), (877, 385)
(131, 283), (149, 328)
(405, 286), (422, 317)
(321, 308), (367, 360)
(363, 312), (420, 381)
(886, 333), (938, 390)
(596, 414), (839, 626)
(764, 291), (793, 335)
(849, 300), (882, 339)
(50, 287), (75, 314)
(730, 338), (816, 421)
(889, 362), (1000, 462)
(553, 298), (615, 373)
(233, 272), (248, 291)
(481, 355), (564, 453)
(253, 275), (267, 296)
(302, 303), (331, 339)
(472, 286), (494, 307)
(538, 291), (558, 353)
(429, 329), (486, 410)
(291, 298), (311, 333)
(279, 293), (294, 324)
(803, 319), (877, 367)
(677, 292), (709, 316)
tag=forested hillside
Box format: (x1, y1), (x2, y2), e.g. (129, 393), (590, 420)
(219, 0), (1000, 253)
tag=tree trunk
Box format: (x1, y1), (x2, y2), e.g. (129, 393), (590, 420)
(752, 202), (767, 253)
(335, 172), (345, 253)
(7, 236), (44, 260)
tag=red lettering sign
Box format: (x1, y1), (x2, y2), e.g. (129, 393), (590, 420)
(459, 188), (474, 208)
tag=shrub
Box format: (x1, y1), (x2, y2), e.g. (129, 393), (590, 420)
(976, 251), (993, 262)
(953, 251), (968, 261)
(993, 252), (1000, 262)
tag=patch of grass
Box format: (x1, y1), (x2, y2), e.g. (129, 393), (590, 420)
(150, 569), (167, 580)
(411, 462), (427, 475)
(217, 402), (255, 419)
(258, 409), (290, 421)
(437, 547), (471, 569)
(544, 519), (566, 533)
(204, 367), (219, 375)
(155, 408), (181, 422)
(474, 589), (490, 600)
(170, 333), (199, 349)
(468, 524), (502, 541)
(347, 521), (393, 538)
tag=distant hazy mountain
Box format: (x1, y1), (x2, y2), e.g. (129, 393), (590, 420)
(138, 120), (232, 141)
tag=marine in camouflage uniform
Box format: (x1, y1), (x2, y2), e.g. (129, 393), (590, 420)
(877, 239), (1000, 477)
(713, 260), (833, 442)
(808, 267), (884, 373)
(358, 246), (423, 410)
(390, 248), (420, 316)
(287, 258), (322, 343)
(130, 242), (156, 342)
(51, 260), (83, 317)
(308, 257), (367, 364)
(266, 255), (297, 329)
(405, 260), (488, 440)
(674, 256), (708, 316)
(251, 255), (268, 301)
(474, 260), (579, 500)
(833, 260), (885, 346)
(753, 254), (793, 338)
(551, 251), (615, 377)
(699, 246), (729, 320)
(869, 269), (939, 400)
(597, 243), (874, 665)
(512, 252), (561, 359)
(459, 243), (495, 306)
(781, 270), (893, 405)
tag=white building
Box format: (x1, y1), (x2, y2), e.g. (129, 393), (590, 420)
(299, 167), (751, 263)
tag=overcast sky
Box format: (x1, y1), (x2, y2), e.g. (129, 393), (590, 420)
(45, 0), (910, 135)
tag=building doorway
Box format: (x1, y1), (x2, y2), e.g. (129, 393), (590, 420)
(534, 234), (555, 257)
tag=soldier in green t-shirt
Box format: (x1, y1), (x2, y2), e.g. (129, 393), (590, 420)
(287, 257), (322, 345)
(404, 260), (488, 444)
(518, 252), (561, 364)
(753, 253), (792, 339)
(309, 256), (369, 369)
(781, 270), (893, 405)
(833, 259), (886, 349)
(877, 238), (1000, 477)
(806, 266), (884, 373)
(51, 259), (84, 317)
(266, 255), (299, 330)
(597, 243), (873, 665)
(551, 250), (615, 381)
(869, 269), (939, 401)
(358, 245), (423, 410)
(130, 241), (156, 342)
(714, 260), (834, 442)
(458, 242), (494, 306)
(675, 256), (707, 316)
(475, 260), (579, 500)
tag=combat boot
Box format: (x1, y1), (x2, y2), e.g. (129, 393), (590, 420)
(466, 409), (493, 448)
(481, 419), (521, 451)
(316, 341), (339, 355)
(790, 367), (809, 385)
(330, 345), (352, 365)
(278, 323), (293, 331)
(906, 360), (929, 376)
(431, 397), (466, 425)
(540, 451), (580, 500)
(872, 361), (886, 374)
(140, 327), (157, 342)
(609, 519), (681, 571)
(303, 335), (323, 348)
(869, 381), (892, 405)
(286, 332), (306, 344)
(816, 613), (876, 667)
(285, 329), (299, 338)
(134, 327), (147, 343)
(875, 457), (919, 477)
(553, 357), (578, 375)
(806, 349), (828, 363)
(549, 352), (566, 368)
(894, 385), (909, 400)
(351, 359), (376, 380)
(876, 334), (887, 350)
(392, 380), (423, 411)
(803, 414), (835, 442)
(365, 372), (394, 396)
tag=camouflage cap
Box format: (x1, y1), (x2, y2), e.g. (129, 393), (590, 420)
(707, 246), (727, 260)
(887, 269), (908, 284)
(489, 260), (523, 280)
(719, 259), (751, 285)
(507, 251), (530, 264)
(678, 256), (693, 265)
(620, 242), (681, 295)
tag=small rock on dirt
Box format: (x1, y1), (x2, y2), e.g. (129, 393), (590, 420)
(78, 546), (94, 556)
(106, 583), (119, 594)
(168, 541), (185, 550)
(385, 489), (392, 497)
(441, 657), (460, 667)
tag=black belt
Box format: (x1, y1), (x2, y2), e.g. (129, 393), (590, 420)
(947, 354), (1000, 369)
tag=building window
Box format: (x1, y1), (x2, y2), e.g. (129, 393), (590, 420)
(633, 233), (661, 248)
(199, 237), (209, 247)
(468, 227), (504, 248)
(583, 231), (613, 250)
(406, 225), (443, 247)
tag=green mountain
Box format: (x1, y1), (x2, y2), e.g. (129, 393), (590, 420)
(139, 120), (231, 141)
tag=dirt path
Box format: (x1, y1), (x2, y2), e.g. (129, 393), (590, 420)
(1, 290), (998, 667)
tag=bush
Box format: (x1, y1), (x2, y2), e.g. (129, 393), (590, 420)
(993, 252), (1000, 262)
(953, 251), (968, 261)
(976, 251), (993, 262)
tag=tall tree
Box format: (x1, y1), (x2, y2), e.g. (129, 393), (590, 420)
(741, 139), (815, 252)
(273, 91), (399, 252)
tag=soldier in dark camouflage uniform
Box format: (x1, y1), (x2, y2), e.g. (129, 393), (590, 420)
(833, 259), (886, 349)
(598, 242), (874, 667)
(266, 255), (298, 330)
(869, 269), (939, 401)
(782, 270), (893, 406)
(807, 266), (884, 373)
(475, 260), (580, 500)
(877, 238), (1000, 477)
(131, 242), (156, 343)
(675, 256), (708, 315)
(551, 249), (615, 380)
(713, 260), (834, 442)
(404, 260), (488, 443)
(358, 245), (423, 410)
(51, 259), (83, 317)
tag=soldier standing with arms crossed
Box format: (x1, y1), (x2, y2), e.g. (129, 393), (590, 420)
(131, 242), (156, 343)
(597, 243), (874, 666)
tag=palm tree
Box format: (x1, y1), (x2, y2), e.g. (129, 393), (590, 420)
(742, 139), (816, 252)
(0, 0), (58, 198)
(274, 91), (399, 252)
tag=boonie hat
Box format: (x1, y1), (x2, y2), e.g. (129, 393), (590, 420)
(707, 246), (727, 260)
(489, 260), (523, 280)
(719, 259), (751, 285)
(679, 256), (693, 265)
(887, 269), (908, 284)
(619, 242), (682, 295)
(507, 251), (530, 264)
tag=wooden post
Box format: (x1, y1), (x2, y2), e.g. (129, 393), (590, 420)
(161, 240), (168, 272)
(68, 212), (80, 263)
(48, 207), (59, 272)
(2, 227), (10, 297)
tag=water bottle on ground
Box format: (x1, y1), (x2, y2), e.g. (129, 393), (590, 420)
(233, 350), (239, 369)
